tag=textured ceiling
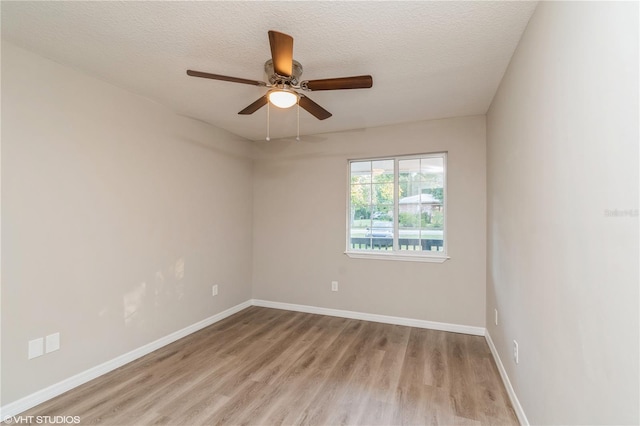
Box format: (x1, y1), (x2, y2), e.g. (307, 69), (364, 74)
(2, 1), (537, 141)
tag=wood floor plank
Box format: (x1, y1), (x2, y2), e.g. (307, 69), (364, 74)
(246, 316), (352, 425)
(297, 321), (386, 426)
(14, 307), (518, 426)
(224, 317), (343, 424)
(392, 328), (431, 425)
(447, 332), (480, 421)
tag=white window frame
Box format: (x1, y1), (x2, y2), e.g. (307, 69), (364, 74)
(345, 152), (449, 263)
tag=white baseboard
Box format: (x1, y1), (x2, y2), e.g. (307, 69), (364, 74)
(0, 300), (252, 419)
(2, 298), (492, 420)
(485, 331), (529, 426)
(251, 299), (486, 336)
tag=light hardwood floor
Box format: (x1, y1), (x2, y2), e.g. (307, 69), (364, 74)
(15, 307), (518, 425)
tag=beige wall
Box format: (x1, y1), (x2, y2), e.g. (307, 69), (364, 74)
(1, 42), (254, 404)
(7, 3), (637, 421)
(252, 116), (486, 327)
(486, 2), (639, 424)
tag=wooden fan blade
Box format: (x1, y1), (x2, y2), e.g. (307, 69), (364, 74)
(238, 95), (269, 115)
(187, 70), (266, 87)
(299, 95), (332, 120)
(301, 75), (373, 91)
(268, 30), (294, 77)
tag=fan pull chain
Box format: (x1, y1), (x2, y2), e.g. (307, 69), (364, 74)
(296, 100), (300, 141)
(266, 102), (270, 141)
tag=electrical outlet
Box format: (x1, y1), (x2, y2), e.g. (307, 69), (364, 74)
(513, 340), (519, 364)
(494, 309), (498, 326)
(28, 338), (44, 359)
(331, 281), (338, 292)
(46, 333), (60, 353)
(212, 285), (219, 296)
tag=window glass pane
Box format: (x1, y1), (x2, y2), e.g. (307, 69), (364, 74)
(399, 158), (420, 174)
(420, 157), (444, 175)
(351, 184), (371, 207)
(398, 179), (407, 200)
(366, 220), (393, 238)
(351, 208), (371, 231)
(371, 160), (394, 184)
(421, 204), (444, 251)
(399, 182), (424, 217)
(422, 159), (444, 227)
(422, 203), (444, 231)
(399, 159), (422, 200)
(350, 161), (371, 184)
(367, 219), (393, 251)
(372, 183), (394, 205)
(351, 204), (372, 225)
(349, 236), (372, 251)
(421, 203), (444, 251)
(372, 204), (393, 221)
(349, 205), (371, 251)
(398, 208), (421, 251)
(369, 204), (394, 243)
(420, 157), (444, 198)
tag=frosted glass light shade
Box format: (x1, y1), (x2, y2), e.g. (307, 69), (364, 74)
(268, 90), (298, 108)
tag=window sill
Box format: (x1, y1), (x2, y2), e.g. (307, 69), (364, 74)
(344, 251), (449, 263)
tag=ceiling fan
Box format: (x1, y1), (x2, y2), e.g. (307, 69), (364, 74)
(187, 30), (373, 120)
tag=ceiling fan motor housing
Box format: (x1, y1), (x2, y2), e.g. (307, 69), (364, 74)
(265, 59), (303, 86)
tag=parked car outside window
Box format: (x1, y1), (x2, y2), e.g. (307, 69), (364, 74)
(365, 221), (393, 238)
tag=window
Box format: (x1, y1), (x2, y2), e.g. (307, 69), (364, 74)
(347, 153), (448, 262)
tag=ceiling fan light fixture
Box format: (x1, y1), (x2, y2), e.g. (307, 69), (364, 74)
(268, 89), (298, 109)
